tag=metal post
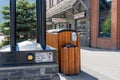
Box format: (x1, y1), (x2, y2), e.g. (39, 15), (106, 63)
(10, 0), (16, 51)
(36, 0), (46, 50)
(36, 0), (42, 44)
(41, 0), (46, 50)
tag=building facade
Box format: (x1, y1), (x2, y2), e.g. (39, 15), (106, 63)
(91, 0), (120, 50)
(46, 0), (91, 47)
(46, 0), (120, 50)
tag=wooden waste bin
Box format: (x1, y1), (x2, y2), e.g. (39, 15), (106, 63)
(61, 47), (80, 75)
(46, 29), (81, 75)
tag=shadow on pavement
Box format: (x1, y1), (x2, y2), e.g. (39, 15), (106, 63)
(59, 71), (98, 80)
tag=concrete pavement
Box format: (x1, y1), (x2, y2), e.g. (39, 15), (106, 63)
(60, 47), (120, 80)
(81, 47), (120, 80)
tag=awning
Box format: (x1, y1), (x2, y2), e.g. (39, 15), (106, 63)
(47, 0), (77, 18)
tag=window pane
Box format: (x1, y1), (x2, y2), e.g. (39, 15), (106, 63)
(99, 0), (111, 37)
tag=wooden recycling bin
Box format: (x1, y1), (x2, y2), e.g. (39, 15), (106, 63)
(46, 29), (81, 75)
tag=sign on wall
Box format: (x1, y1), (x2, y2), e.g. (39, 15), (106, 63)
(52, 18), (66, 23)
(74, 12), (86, 19)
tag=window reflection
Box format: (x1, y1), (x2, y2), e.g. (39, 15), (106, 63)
(99, 0), (111, 37)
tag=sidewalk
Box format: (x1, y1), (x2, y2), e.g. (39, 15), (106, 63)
(59, 71), (98, 80)
(81, 47), (120, 80)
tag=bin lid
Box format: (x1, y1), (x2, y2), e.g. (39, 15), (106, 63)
(47, 29), (76, 33)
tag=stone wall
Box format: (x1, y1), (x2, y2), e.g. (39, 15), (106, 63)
(0, 64), (59, 80)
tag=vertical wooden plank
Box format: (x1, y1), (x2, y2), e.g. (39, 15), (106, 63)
(61, 32), (67, 72)
(63, 32), (67, 46)
(50, 33), (53, 47)
(62, 47), (69, 74)
(63, 32), (66, 45)
(68, 47), (75, 74)
(75, 47), (80, 74)
(59, 33), (63, 72)
(46, 33), (48, 45)
(68, 32), (71, 43)
(60, 47), (63, 72)
(54, 34), (59, 48)
(46, 33), (51, 46)
(77, 33), (80, 48)
(48, 33), (50, 46)
(54, 34), (59, 63)
(59, 33), (61, 72)
(61, 32), (64, 72)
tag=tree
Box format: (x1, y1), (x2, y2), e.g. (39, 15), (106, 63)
(0, 0), (36, 43)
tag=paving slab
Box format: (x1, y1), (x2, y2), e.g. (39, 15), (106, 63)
(81, 47), (120, 80)
(59, 71), (98, 80)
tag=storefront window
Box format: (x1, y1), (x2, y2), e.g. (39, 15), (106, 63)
(99, 0), (111, 37)
(76, 19), (87, 37)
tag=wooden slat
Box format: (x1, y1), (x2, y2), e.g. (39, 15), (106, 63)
(62, 47), (69, 74)
(61, 32), (67, 72)
(54, 34), (59, 63)
(61, 47), (63, 72)
(59, 33), (63, 72)
(75, 47), (80, 74)
(54, 34), (59, 48)
(68, 47), (75, 74)
(77, 34), (80, 48)
(68, 32), (71, 43)
(60, 32), (64, 72)
(47, 33), (52, 46)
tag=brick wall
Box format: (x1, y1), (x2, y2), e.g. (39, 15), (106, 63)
(110, 0), (117, 50)
(117, 0), (120, 49)
(91, 0), (119, 50)
(91, 0), (99, 48)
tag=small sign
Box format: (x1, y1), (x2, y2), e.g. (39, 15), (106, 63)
(74, 12), (85, 19)
(52, 18), (66, 23)
(46, 22), (52, 25)
(72, 32), (77, 42)
(35, 52), (53, 63)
